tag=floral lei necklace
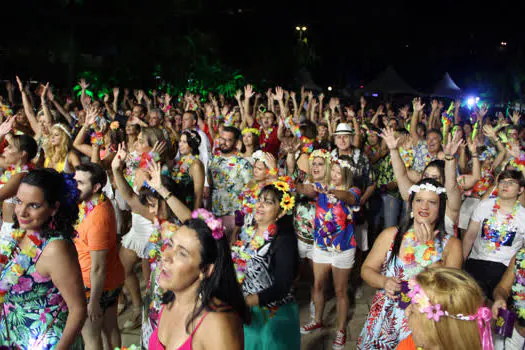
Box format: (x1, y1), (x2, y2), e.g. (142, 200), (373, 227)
(172, 155), (198, 183)
(75, 193), (106, 230)
(0, 229), (44, 303)
(148, 218), (179, 270)
(260, 126), (275, 149)
(512, 247), (525, 322)
(482, 198), (519, 253)
(0, 164), (33, 184)
(231, 223), (277, 284)
(402, 228), (443, 277)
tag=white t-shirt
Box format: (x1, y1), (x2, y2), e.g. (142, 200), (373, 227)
(468, 198), (525, 266)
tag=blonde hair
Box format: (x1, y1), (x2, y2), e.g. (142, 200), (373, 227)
(330, 159), (353, 189)
(45, 124), (71, 165)
(413, 267), (483, 350)
(309, 156), (331, 184)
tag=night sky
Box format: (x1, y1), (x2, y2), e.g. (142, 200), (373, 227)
(1, 0), (523, 96)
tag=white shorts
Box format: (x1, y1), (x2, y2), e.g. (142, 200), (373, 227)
(458, 197), (481, 230)
(355, 224), (369, 252)
(298, 239), (313, 260)
(312, 245), (355, 269)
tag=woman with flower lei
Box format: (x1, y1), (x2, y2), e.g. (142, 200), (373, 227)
(357, 178), (462, 349)
(0, 122), (38, 237)
(149, 208), (249, 350)
(112, 149), (192, 346)
(463, 170), (525, 302)
(172, 130), (204, 210)
(282, 118), (318, 183)
(300, 155), (363, 349)
(0, 169), (86, 349)
(240, 127), (261, 164)
(232, 150), (278, 242)
(231, 181), (300, 350)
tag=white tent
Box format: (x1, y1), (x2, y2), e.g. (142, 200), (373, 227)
(431, 72), (461, 98)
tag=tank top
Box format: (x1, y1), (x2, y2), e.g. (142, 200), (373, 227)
(149, 309), (209, 350)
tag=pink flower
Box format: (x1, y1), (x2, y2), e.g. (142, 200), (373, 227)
(424, 304), (444, 322)
(11, 277), (33, 294)
(39, 308), (51, 322)
(49, 293), (64, 306)
(31, 271), (51, 283)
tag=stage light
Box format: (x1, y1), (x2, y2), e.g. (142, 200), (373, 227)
(501, 41), (507, 46)
(296, 26), (300, 31)
(301, 26), (307, 31)
(372, 93), (378, 97)
(328, 86), (333, 91)
(466, 97), (476, 108)
(360, 85), (364, 89)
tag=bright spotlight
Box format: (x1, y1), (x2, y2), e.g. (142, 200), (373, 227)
(302, 26), (307, 31)
(328, 86), (333, 91)
(295, 26), (300, 31)
(466, 97), (476, 108)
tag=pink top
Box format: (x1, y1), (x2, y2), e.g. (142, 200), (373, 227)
(149, 309), (209, 350)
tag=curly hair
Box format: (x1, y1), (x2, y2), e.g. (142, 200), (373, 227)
(45, 124), (71, 167)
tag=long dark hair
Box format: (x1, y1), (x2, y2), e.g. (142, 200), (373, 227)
(182, 130), (201, 156)
(138, 175), (185, 211)
(388, 178), (448, 264)
(163, 218), (251, 330)
(13, 168), (80, 240)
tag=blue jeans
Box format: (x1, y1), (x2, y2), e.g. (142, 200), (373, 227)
(380, 193), (402, 228)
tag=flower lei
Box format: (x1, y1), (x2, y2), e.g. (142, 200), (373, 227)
(172, 155), (198, 183)
(0, 229), (44, 303)
(90, 131), (105, 146)
(402, 228), (443, 277)
(0, 164), (33, 185)
(309, 149), (331, 162)
(260, 126), (275, 149)
(231, 223), (277, 284)
(482, 198), (519, 253)
(148, 218), (179, 270)
(0, 102), (13, 118)
(408, 183), (446, 196)
(75, 193), (106, 230)
(512, 247), (525, 322)
(399, 147), (414, 169)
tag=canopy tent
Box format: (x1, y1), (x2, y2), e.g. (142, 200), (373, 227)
(296, 69), (322, 91)
(431, 72), (461, 98)
(363, 66), (421, 95)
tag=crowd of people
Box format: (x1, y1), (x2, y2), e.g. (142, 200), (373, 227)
(0, 77), (524, 350)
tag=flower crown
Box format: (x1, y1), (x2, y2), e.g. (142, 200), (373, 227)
(309, 149), (331, 162)
(242, 127), (261, 136)
(252, 150), (277, 175)
(408, 183), (446, 196)
(53, 123), (72, 139)
(407, 279), (493, 350)
(269, 177), (295, 213)
(191, 209), (225, 240)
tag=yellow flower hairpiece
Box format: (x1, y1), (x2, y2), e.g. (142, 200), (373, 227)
(273, 180), (290, 193)
(242, 127), (261, 136)
(280, 192), (295, 212)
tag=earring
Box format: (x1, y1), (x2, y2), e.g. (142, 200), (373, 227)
(410, 211), (414, 219)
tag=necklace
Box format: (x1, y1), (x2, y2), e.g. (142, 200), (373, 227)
(0, 229), (45, 303)
(75, 193), (106, 230)
(260, 127), (275, 149)
(512, 247), (525, 322)
(172, 155), (198, 183)
(0, 164), (32, 184)
(401, 228), (443, 278)
(148, 218), (179, 270)
(231, 223), (277, 284)
(482, 198), (519, 252)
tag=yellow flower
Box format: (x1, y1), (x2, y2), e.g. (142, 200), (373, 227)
(280, 193), (295, 212)
(273, 181), (290, 193)
(22, 245), (37, 258)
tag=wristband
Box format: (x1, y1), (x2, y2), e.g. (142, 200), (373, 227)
(163, 192), (173, 201)
(445, 155), (455, 161)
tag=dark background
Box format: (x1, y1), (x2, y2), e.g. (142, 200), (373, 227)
(1, 0), (524, 100)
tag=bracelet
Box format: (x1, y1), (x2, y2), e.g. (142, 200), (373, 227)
(445, 155), (455, 161)
(163, 192), (173, 201)
(472, 154), (479, 158)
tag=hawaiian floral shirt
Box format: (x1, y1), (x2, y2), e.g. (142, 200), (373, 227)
(376, 154), (400, 199)
(208, 154), (253, 216)
(411, 140), (436, 173)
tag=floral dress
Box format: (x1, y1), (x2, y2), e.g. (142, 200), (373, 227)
(0, 236), (79, 349)
(172, 155), (198, 209)
(357, 230), (451, 349)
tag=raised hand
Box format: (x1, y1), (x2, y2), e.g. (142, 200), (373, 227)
(478, 104), (489, 119)
(344, 106), (356, 119)
(244, 85), (255, 99)
(112, 143), (128, 170)
(466, 137), (479, 155)
(234, 90), (242, 101)
(113, 87), (120, 97)
(85, 106), (99, 125)
(204, 103), (214, 116)
(454, 99), (461, 109)
(360, 96), (366, 110)
(146, 161), (163, 192)
(0, 116), (15, 137)
(164, 93), (172, 106)
(47, 88), (55, 101)
(329, 98), (337, 111)
(511, 110), (521, 125)
(379, 127), (400, 150)
(152, 140), (167, 156)
(431, 99), (438, 110)
(444, 132), (464, 156)
(79, 78), (89, 90)
(103, 94), (110, 103)
(15, 76), (24, 92)
(482, 125), (497, 139)
(40, 83), (50, 100)
(274, 87), (284, 101)
(412, 97), (425, 113)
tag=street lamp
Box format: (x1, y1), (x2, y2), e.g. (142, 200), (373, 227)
(296, 25), (307, 42)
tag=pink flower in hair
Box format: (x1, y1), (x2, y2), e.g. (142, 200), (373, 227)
(424, 304), (445, 322)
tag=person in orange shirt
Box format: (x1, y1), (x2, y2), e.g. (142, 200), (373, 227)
(74, 162), (125, 350)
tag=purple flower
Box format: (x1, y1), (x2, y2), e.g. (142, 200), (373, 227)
(31, 271), (51, 283)
(11, 277), (33, 294)
(49, 293), (64, 306)
(326, 221), (337, 233)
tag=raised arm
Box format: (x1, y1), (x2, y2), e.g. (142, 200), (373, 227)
(410, 97), (425, 144)
(16, 76), (40, 138)
(48, 89), (73, 125)
(243, 85), (255, 127)
(73, 107), (98, 157)
(443, 133), (463, 215)
(380, 127), (414, 201)
(459, 138), (481, 190)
